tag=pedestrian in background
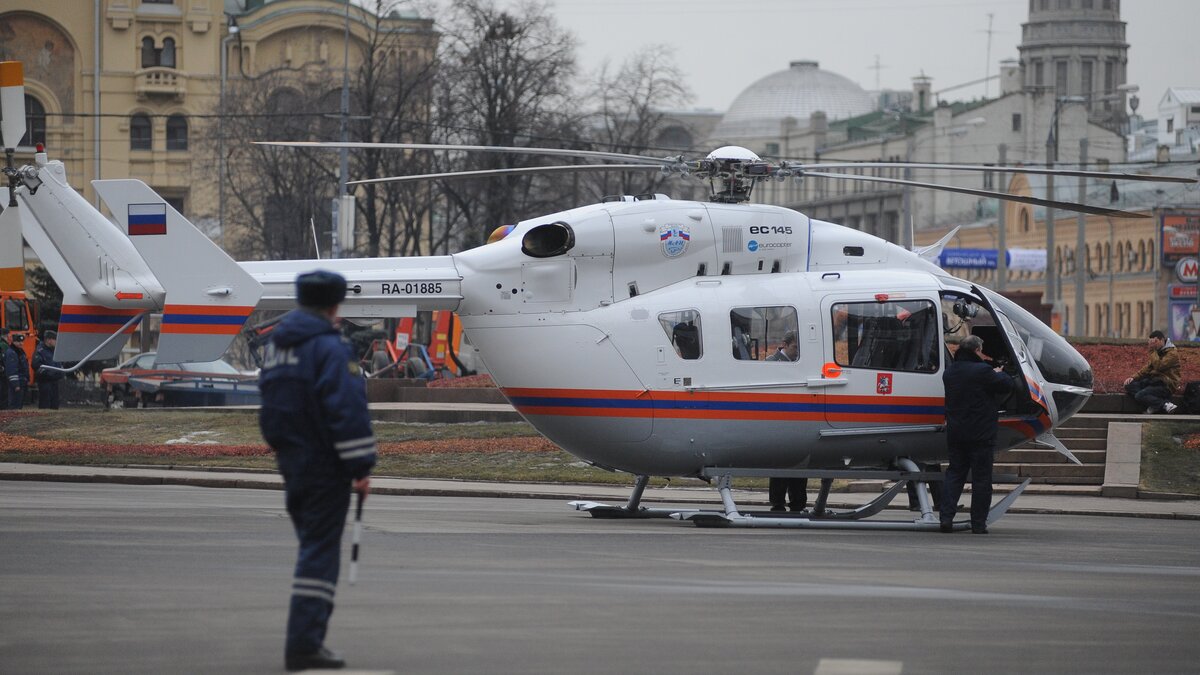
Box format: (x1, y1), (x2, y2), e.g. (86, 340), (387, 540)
(1123, 330), (1180, 414)
(34, 330), (63, 409)
(940, 335), (1012, 534)
(3, 329), (27, 409)
(258, 270), (376, 672)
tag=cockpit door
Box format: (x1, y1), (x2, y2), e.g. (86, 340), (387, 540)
(973, 287), (1056, 424)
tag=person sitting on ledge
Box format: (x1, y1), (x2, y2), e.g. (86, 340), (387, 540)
(1123, 330), (1181, 414)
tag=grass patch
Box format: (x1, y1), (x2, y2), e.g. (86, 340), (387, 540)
(1140, 421), (1200, 495)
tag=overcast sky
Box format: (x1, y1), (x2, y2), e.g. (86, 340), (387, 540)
(421, 0), (1198, 115)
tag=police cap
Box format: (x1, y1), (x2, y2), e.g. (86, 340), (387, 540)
(296, 270), (348, 308)
(44, 330), (57, 340)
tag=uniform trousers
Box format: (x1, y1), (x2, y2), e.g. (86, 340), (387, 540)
(939, 441), (994, 529)
(284, 479), (351, 656)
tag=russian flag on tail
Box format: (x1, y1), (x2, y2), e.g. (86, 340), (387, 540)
(128, 203), (167, 236)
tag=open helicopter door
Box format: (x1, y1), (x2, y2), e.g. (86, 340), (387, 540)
(817, 286), (946, 453)
(968, 286), (1075, 460)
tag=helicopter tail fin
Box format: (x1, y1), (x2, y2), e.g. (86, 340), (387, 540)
(91, 180), (263, 364)
(914, 226), (961, 264)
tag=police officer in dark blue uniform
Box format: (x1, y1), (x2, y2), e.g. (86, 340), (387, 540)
(33, 330), (64, 409)
(259, 270), (376, 671)
(940, 334), (1013, 534)
(4, 329), (28, 409)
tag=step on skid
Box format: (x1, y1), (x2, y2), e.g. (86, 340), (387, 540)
(570, 460), (1031, 531)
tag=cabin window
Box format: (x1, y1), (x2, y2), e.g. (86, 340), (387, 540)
(730, 306), (799, 362)
(832, 300), (939, 372)
(4, 299), (29, 331)
(659, 310), (702, 360)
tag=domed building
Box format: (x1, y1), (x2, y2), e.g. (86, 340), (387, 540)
(710, 60), (876, 147)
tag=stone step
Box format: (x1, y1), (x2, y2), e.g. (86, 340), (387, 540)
(996, 449), (1106, 464)
(1015, 437), (1108, 452)
(1047, 427), (1108, 439)
(994, 462), (1105, 478)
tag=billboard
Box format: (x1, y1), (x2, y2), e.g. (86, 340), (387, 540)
(938, 248), (1046, 271)
(1161, 211), (1200, 263)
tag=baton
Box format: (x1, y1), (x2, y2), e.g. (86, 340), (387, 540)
(348, 490), (364, 586)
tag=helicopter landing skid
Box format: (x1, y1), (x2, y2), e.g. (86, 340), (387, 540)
(675, 470), (1032, 531)
(570, 474), (705, 519)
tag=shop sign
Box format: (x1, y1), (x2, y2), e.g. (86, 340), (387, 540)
(1175, 257), (1199, 284)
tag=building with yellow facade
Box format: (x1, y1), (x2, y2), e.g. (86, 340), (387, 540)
(0, 0), (435, 243)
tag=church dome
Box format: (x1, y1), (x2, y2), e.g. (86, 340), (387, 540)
(712, 61), (876, 140)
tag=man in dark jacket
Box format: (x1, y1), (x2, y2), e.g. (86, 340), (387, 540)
(4, 330), (28, 409)
(33, 330), (64, 409)
(765, 331), (808, 512)
(259, 270), (377, 672)
(940, 335), (1013, 534)
(1123, 330), (1180, 414)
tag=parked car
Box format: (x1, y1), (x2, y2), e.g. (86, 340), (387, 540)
(100, 352), (260, 408)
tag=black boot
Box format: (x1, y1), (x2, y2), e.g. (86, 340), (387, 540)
(286, 646), (346, 671)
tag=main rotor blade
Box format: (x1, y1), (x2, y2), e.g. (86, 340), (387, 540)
(798, 161), (1196, 184)
(802, 171), (1152, 219)
(348, 163), (661, 186)
(256, 141), (671, 166)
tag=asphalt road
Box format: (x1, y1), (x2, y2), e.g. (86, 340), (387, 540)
(1, 482), (1198, 675)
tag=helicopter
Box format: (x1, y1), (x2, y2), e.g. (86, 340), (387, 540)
(2, 60), (1194, 530)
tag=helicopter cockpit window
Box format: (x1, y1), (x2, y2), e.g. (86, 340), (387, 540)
(658, 310), (702, 360)
(832, 300), (939, 373)
(730, 306), (799, 362)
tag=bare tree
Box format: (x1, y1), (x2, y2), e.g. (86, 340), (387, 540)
(347, 1), (442, 257)
(432, 0), (584, 247)
(215, 72), (338, 260)
(581, 45), (693, 200)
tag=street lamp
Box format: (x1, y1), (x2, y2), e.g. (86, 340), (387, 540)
(1044, 95), (1086, 315)
(901, 116), (986, 249)
(218, 15), (239, 250)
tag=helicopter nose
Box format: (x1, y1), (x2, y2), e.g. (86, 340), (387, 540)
(1051, 387), (1091, 421)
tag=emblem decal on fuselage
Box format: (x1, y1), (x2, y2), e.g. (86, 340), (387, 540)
(659, 223), (691, 258)
(877, 372), (893, 395)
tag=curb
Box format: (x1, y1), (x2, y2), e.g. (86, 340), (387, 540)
(4, 470), (1198, 520)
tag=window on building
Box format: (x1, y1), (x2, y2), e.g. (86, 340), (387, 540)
(1082, 0), (1093, 8)
(658, 310), (702, 360)
(18, 95), (46, 148)
(1012, 113), (1022, 131)
(1055, 61), (1068, 94)
(141, 37), (156, 68)
(832, 300), (938, 372)
(1167, 118), (1174, 133)
(1116, 242), (1125, 271)
(1020, 210), (1030, 233)
(983, 165), (994, 190)
(730, 306), (798, 362)
(164, 195), (185, 215)
(1104, 60), (1115, 94)
(1034, 60), (1044, 86)
(140, 35), (177, 68)
(1040, 0), (1050, 9)
(165, 114), (187, 150)
(1191, 106), (1200, 114)
(764, 142), (780, 156)
(1102, 0), (1111, 9)
(1081, 61), (1093, 99)
(161, 37), (176, 68)
(130, 114), (152, 150)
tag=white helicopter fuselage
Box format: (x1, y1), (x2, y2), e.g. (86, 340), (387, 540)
(236, 195), (1085, 477)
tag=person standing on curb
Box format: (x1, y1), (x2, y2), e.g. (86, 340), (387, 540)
(258, 270), (377, 672)
(33, 331), (64, 409)
(940, 335), (1012, 534)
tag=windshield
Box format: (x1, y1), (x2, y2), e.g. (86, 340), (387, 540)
(983, 289), (1093, 389)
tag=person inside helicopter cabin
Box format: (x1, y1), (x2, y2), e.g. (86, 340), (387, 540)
(765, 331), (808, 512)
(1123, 330), (1181, 414)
